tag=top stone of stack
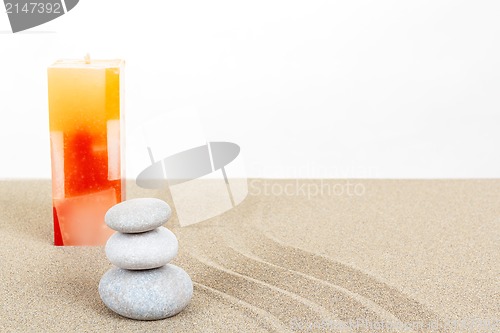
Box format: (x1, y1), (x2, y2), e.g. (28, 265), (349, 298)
(105, 198), (172, 233)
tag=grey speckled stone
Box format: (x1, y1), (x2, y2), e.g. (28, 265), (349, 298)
(105, 198), (171, 233)
(99, 264), (193, 320)
(105, 227), (178, 270)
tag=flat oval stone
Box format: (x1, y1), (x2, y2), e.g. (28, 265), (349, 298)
(105, 227), (178, 270)
(99, 264), (193, 320)
(105, 198), (171, 233)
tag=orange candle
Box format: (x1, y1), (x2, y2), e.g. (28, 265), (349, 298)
(48, 56), (125, 246)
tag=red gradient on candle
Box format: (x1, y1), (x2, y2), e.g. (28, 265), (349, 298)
(63, 131), (121, 201)
(53, 207), (63, 246)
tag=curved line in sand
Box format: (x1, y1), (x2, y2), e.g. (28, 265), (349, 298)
(194, 282), (288, 332)
(223, 245), (408, 328)
(209, 219), (445, 331)
(189, 253), (336, 321)
(253, 230), (444, 327)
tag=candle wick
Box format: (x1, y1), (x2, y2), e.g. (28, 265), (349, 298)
(84, 53), (91, 64)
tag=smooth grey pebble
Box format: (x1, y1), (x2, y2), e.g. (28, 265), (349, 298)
(99, 264), (193, 320)
(105, 198), (171, 233)
(105, 227), (178, 270)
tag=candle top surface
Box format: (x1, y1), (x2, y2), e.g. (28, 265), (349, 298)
(49, 59), (124, 69)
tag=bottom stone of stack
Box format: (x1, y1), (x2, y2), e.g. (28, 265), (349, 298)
(98, 264), (193, 320)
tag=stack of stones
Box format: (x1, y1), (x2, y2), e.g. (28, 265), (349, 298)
(98, 198), (193, 320)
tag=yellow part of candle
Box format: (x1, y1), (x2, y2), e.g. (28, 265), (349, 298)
(48, 59), (123, 134)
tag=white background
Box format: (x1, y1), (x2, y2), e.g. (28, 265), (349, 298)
(1, 0), (499, 179)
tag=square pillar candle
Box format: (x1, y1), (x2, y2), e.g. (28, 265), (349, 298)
(48, 56), (125, 246)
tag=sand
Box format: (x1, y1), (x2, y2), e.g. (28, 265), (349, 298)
(0, 179), (499, 332)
